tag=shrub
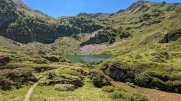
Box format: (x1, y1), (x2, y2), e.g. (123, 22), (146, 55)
(146, 71), (168, 82)
(0, 68), (37, 90)
(126, 82), (135, 88)
(151, 78), (166, 90)
(41, 67), (84, 88)
(32, 58), (49, 64)
(102, 86), (115, 92)
(133, 93), (149, 101)
(105, 87), (149, 100)
(47, 71), (56, 79)
(59, 58), (70, 63)
(54, 84), (75, 91)
(90, 69), (112, 88)
(134, 74), (152, 87)
(33, 65), (57, 72)
(99, 60), (110, 72)
(0, 54), (10, 65)
(44, 56), (59, 62)
(109, 91), (124, 99)
(165, 80), (181, 93)
(135, 54), (143, 59)
(108, 60), (130, 71)
(0, 78), (13, 90)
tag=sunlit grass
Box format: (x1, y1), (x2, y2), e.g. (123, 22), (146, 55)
(30, 78), (111, 101)
(0, 86), (30, 101)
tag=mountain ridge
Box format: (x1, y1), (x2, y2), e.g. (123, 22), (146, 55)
(1, 1), (181, 100)
(0, 0), (180, 44)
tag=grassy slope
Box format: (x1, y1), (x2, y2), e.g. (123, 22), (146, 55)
(97, 2), (181, 66)
(0, 86), (30, 101)
(0, 1), (181, 101)
(26, 32), (94, 55)
(30, 78), (112, 101)
(29, 65), (148, 101)
(95, 2), (181, 93)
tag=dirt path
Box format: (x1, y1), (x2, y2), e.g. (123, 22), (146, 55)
(113, 81), (181, 101)
(24, 78), (44, 101)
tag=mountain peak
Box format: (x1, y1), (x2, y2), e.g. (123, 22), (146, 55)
(12, 0), (22, 4)
(127, 1), (150, 13)
(12, 0), (29, 8)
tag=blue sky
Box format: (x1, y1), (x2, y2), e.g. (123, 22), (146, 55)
(22, 0), (181, 18)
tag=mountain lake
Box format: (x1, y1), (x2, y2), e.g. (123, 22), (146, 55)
(64, 54), (112, 64)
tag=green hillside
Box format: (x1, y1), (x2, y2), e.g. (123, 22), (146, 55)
(0, 0), (181, 101)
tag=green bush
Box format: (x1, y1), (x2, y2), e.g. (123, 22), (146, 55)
(32, 59), (49, 64)
(43, 56), (59, 62)
(90, 69), (112, 88)
(134, 65), (181, 93)
(165, 80), (181, 92)
(54, 84), (75, 91)
(0, 54), (11, 65)
(40, 67), (84, 87)
(135, 54), (143, 59)
(99, 60), (111, 72)
(47, 71), (56, 79)
(105, 86), (149, 101)
(110, 60), (131, 71)
(102, 86), (115, 92)
(126, 82), (135, 88)
(151, 78), (166, 90)
(0, 68), (37, 90)
(146, 71), (168, 82)
(135, 74), (152, 87)
(0, 78), (13, 90)
(109, 91), (124, 99)
(33, 65), (57, 72)
(133, 93), (149, 101)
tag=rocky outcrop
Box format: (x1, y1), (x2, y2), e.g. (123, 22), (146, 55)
(100, 61), (135, 83)
(109, 68), (135, 82)
(160, 29), (181, 43)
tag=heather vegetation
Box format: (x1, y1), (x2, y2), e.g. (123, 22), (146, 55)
(0, 0), (181, 101)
